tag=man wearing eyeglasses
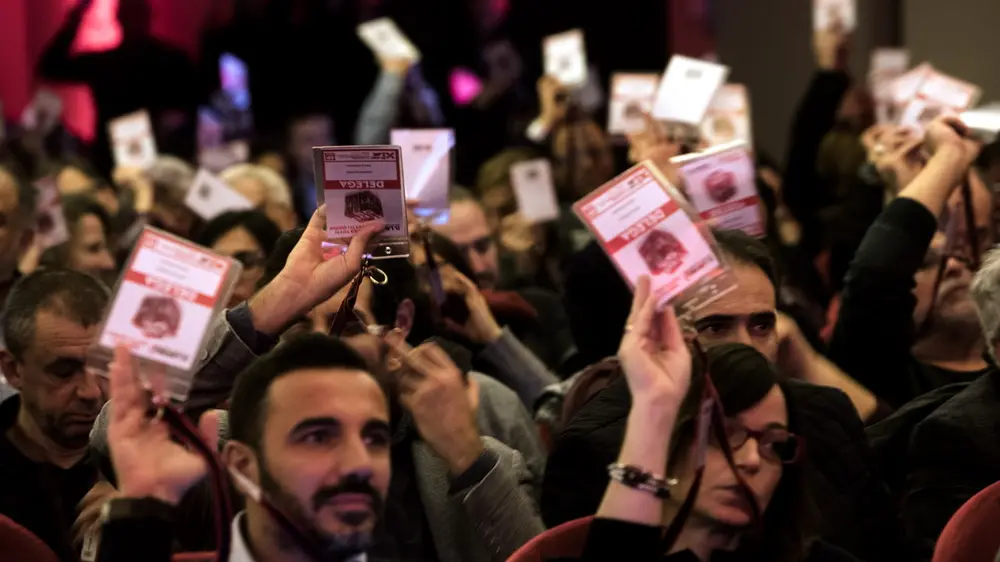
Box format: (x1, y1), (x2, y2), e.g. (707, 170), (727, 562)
(431, 188), (504, 290)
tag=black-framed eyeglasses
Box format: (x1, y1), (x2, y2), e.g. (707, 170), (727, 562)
(715, 419), (802, 464)
(231, 250), (266, 270)
(457, 236), (493, 257)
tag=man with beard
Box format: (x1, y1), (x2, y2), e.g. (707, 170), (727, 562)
(96, 335), (392, 562)
(828, 117), (990, 410)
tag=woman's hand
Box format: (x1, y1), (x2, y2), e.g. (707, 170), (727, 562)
(617, 276), (691, 405)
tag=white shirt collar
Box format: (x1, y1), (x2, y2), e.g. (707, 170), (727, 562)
(229, 512), (368, 562)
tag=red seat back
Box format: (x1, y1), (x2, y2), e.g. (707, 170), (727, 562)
(933, 480), (1000, 562)
(0, 515), (60, 562)
(507, 517), (593, 562)
(172, 552), (216, 562)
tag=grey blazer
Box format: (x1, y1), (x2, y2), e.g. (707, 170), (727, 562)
(93, 312), (548, 562)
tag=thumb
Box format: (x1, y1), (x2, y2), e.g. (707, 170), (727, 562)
(344, 220), (386, 268)
(198, 410), (221, 453)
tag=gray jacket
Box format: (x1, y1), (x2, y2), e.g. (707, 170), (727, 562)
(93, 308), (548, 562)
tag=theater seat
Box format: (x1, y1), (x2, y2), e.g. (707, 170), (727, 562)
(933, 481), (1000, 562)
(0, 515), (59, 562)
(507, 517), (593, 562)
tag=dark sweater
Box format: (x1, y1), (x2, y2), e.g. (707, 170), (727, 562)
(829, 197), (990, 410)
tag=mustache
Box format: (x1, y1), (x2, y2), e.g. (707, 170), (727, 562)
(311, 475), (384, 513)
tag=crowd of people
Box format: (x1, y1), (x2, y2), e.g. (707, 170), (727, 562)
(3, 1), (1000, 561)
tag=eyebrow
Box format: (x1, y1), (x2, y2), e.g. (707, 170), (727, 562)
(43, 357), (85, 376)
(362, 419), (392, 435)
(290, 417), (341, 436)
(694, 311), (776, 327)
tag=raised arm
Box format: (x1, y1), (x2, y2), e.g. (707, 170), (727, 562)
(37, 0), (97, 83)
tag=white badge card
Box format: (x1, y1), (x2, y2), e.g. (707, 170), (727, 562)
(653, 56), (729, 125)
(358, 18), (421, 62)
(108, 110), (158, 170)
(961, 104), (1000, 144)
(510, 159), (560, 224)
(391, 129), (453, 224)
(573, 161), (737, 316)
(700, 84), (753, 147)
(33, 177), (70, 250)
(608, 73), (660, 135)
(673, 142), (763, 238)
(543, 29), (588, 87)
(870, 49), (910, 124)
(898, 70), (981, 133)
(198, 140), (250, 173)
(94, 228), (240, 402)
(313, 145), (409, 259)
(184, 168), (254, 220)
(813, 0), (856, 32)
(891, 63), (934, 105)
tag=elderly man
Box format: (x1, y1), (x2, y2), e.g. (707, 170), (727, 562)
(220, 164), (299, 231)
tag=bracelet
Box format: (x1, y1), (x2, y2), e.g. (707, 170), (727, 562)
(607, 463), (678, 499)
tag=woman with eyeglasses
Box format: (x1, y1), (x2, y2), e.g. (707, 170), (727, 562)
(195, 210), (281, 307)
(551, 278), (858, 562)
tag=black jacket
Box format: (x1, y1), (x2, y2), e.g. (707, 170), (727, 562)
(540, 374), (899, 561)
(897, 370), (1000, 561)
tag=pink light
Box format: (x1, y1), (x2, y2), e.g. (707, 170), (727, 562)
(449, 68), (483, 106)
(73, 0), (121, 53)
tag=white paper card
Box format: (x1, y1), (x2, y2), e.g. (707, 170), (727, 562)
(891, 63), (934, 105)
(108, 110), (157, 170)
(184, 169), (254, 220)
(673, 142), (763, 237)
(813, 0), (856, 32)
(358, 18), (421, 62)
(573, 162), (727, 307)
(198, 141), (250, 174)
(99, 230), (233, 371)
(700, 84), (753, 147)
(652, 56), (730, 125)
(608, 73), (660, 135)
(510, 159), (560, 224)
(543, 29), (588, 87)
(314, 146), (410, 258)
(391, 129), (453, 223)
(21, 89), (63, 135)
(898, 69), (981, 132)
(870, 49), (911, 123)
(961, 104), (1000, 142)
(33, 177), (70, 250)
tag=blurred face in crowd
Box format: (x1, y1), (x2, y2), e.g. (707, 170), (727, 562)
(551, 120), (614, 198)
(0, 309), (105, 450)
(234, 368), (391, 556)
(210, 226), (268, 307)
(668, 385), (789, 528)
(68, 214), (116, 281)
(289, 116), (334, 172)
(912, 176), (992, 333)
(56, 166), (96, 196)
(0, 170), (31, 280)
(433, 200), (500, 289)
(690, 262), (779, 362)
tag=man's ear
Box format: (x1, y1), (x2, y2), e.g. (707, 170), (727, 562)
(394, 298), (415, 341)
(1, 349), (23, 390)
(222, 440), (262, 489)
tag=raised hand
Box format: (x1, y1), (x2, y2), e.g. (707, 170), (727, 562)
(617, 276), (691, 403)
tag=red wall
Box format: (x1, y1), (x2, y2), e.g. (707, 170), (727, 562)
(1, 0), (226, 141)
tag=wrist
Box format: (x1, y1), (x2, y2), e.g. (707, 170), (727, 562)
(630, 393), (682, 422)
(441, 427), (485, 475)
(248, 278), (307, 337)
(119, 483), (181, 507)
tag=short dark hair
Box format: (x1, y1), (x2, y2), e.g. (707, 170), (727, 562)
(38, 194), (112, 269)
(712, 229), (779, 294)
(195, 210), (282, 257)
(258, 228), (437, 345)
(227, 333), (375, 450)
(2, 269), (110, 359)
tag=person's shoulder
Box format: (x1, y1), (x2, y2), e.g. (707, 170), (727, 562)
(921, 370), (1000, 426)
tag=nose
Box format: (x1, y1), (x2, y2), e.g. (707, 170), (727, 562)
(339, 435), (375, 481)
(734, 436), (762, 474)
(76, 369), (104, 402)
(97, 249), (116, 272)
(730, 324), (754, 348)
(943, 255), (971, 279)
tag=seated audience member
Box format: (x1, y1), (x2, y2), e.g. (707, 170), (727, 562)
(0, 270), (110, 562)
(39, 195), (117, 284)
(829, 117), (991, 410)
(545, 230), (894, 561)
(96, 335), (392, 562)
(285, 113), (335, 221)
(0, 164), (36, 305)
(432, 186), (514, 291)
(219, 163), (299, 231)
(195, 210), (282, 307)
(554, 282), (857, 561)
(894, 246), (1000, 561)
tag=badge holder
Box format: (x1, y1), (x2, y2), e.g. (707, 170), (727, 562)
(671, 141), (765, 238)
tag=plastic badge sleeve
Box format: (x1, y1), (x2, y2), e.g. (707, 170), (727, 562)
(88, 227), (242, 404)
(607, 73), (661, 135)
(543, 29), (588, 87)
(390, 129), (453, 225)
(108, 110), (158, 170)
(572, 160), (738, 319)
(699, 84), (753, 148)
(671, 141), (764, 238)
(313, 145), (410, 260)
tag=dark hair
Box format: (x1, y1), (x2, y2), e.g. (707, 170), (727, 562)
(2, 269), (110, 360)
(39, 194), (112, 269)
(712, 229), (780, 296)
(258, 228), (437, 345)
(227, 332), (375, 450)
(670, 343), (813, 562)
(195, 210), (282, 257)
